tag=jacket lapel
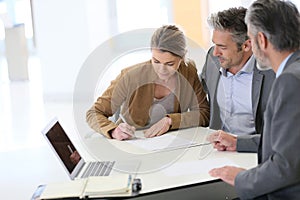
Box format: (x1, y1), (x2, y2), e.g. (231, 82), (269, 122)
(284, 50), (300, 72)
(252, 63), (263, 119)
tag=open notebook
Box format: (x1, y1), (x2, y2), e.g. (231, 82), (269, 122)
(39, 174), (135, 199)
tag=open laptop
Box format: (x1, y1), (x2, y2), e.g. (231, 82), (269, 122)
(41, 117), (138, 180)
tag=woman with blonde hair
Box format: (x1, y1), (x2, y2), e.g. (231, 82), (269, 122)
(86, 25), (209, 140)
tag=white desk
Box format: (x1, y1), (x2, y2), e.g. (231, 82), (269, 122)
(28, 127), (257, 199)
(79, 127), (257, 198)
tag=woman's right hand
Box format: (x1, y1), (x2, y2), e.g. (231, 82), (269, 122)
(111, 123), (136, 140)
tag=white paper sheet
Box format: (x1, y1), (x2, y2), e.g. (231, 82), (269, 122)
(125, 134), (197, 151)
(162, 158), (239, 176)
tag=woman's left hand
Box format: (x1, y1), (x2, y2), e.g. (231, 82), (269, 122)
(143, 117), (172, 138)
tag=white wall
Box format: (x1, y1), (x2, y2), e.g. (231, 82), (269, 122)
(32, 0), (113, 101)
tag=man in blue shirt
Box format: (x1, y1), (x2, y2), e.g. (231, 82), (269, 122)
(201, 7), (275, 161)
(209, 0), (300, 199)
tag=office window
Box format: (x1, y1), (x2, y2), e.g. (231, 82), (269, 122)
(208, 0), (252, 14)
(0, 0), (34, 55)
(14, 0), (33, 39)
(0, 1), (6, 41)
(209, 0), (300, 16)
(0, 1), (7, 54)
(116, 0), (170, 33)
(291, 0), (300, 11)
(94, 0), (172, 95)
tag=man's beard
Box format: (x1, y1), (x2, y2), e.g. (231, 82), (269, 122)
(256, 62), (273, 71)
(254, 39), (273, 71)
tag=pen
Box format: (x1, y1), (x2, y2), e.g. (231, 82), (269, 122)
(67, 144), (74, 154)
(119, 113), (128, 124)
(119, 114), (135, 138)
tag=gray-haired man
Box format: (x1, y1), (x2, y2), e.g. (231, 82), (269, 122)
(209, 0), (300, 199)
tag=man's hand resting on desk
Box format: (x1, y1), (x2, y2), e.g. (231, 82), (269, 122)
(206, 130), (237, 151)
(144, 117), (171, 138)
(209, 166), (245, 186)
(111, 123), (136, 140)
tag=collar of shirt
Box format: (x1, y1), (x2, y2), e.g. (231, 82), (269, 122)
(276, 53), (293, 77)
(219, 55), (255, 77)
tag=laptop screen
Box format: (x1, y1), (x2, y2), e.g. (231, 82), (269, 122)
(45, 121), (82, 174)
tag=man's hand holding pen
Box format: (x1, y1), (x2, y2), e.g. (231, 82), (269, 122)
(206, 130), (237, 151)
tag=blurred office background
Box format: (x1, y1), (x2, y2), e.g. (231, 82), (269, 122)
(1, 0), (300, 101)
(0, 0), (300, 199)
(0, 0), (260, 101)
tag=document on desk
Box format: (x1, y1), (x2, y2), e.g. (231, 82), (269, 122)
(162, 158), (239, 177)
(125, 134), (198, 152)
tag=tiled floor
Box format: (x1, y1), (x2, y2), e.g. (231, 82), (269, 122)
(0, 56), (75, 199)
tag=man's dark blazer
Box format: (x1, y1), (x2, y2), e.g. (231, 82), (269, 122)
(235, 50), (300, 199)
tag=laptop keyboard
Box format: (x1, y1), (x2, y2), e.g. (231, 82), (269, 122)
(81, 161), (115, 178)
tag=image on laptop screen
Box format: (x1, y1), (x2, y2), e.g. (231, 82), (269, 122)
(45, 121), (82, 174)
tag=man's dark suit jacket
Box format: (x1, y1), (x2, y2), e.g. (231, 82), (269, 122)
(235, 50), (300, 199)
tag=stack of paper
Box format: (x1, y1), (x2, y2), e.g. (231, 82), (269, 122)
(126, 134), (197, 151)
